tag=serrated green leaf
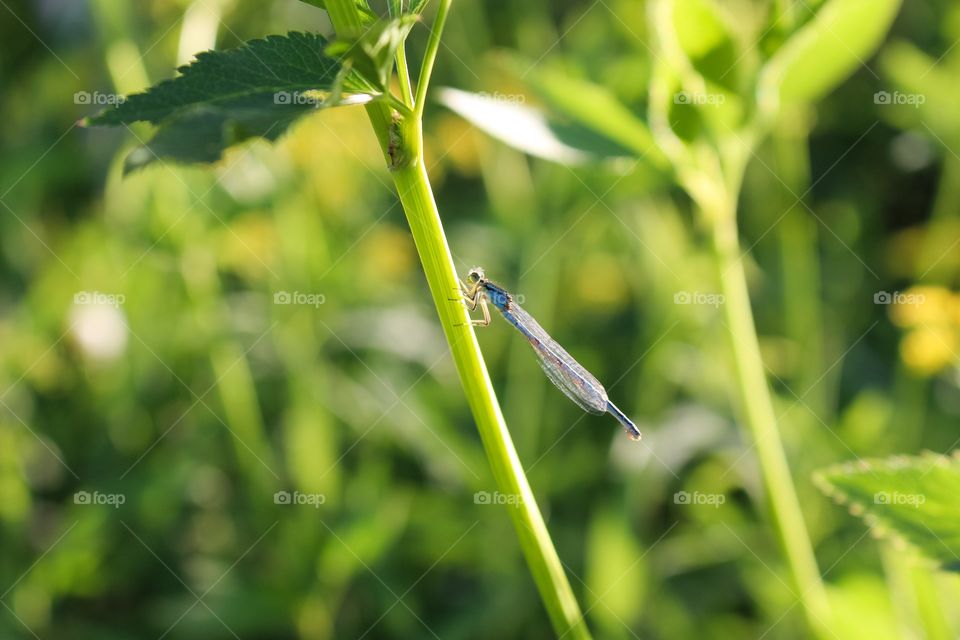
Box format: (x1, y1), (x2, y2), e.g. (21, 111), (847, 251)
(120, 99), (374, 174)
(815, 452), (960, 572)
(90, 33), (347, 126)
(325, 16), (418, 92)
(436, 88), (635, 166)
(758, 0), (902, 108)
(86, 32), (376, 170)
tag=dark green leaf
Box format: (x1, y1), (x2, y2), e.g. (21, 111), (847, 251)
(86, 32), (376, 170)
(815, 452), (960, 572)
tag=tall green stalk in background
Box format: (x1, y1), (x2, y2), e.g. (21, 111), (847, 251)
(654, 1), (901, 632)
(698, 165), (833, 636)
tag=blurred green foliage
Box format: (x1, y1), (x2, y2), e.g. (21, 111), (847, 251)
(2, 0), (960, 638)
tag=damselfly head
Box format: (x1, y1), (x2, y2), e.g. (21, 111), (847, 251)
(466, 266), (486, 284)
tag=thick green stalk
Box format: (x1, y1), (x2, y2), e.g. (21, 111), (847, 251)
(324, 2), (591, 636)
(390, 154), (591, 639)
(707, 196), (832, 636)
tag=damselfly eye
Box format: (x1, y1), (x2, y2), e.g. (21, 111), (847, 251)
(466, 267), (485, 283)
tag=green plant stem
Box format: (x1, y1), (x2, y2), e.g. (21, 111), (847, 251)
(706, 196), (832, 637)
(390, 159), (591, 639)
(325, 1), (592, 636)
(395, 42), (414, 106)
(413, 0), (451, 120)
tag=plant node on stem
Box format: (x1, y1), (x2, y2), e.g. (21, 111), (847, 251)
(388, 110), (418, 170)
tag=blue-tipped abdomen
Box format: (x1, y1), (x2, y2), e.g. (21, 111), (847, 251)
(606, 401), (641, 440)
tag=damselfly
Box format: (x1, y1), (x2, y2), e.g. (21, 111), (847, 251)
(460, 267), (641, 441)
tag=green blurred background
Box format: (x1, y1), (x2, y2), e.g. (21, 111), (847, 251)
(2, 0), (960, 637)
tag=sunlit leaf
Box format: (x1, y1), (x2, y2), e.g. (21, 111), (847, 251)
(759, 0), (902, 108)
(815, 452), (960, 571)
(436, 87), (634, 166)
